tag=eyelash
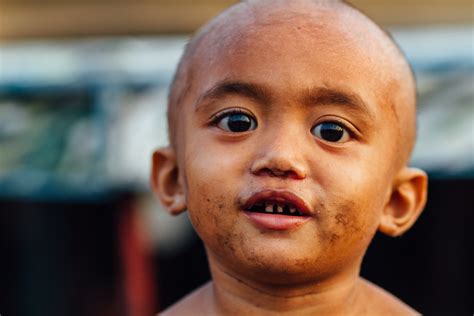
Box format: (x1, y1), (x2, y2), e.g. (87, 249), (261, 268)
(315, 119), (358, 138)
(209, 108), (255, 126)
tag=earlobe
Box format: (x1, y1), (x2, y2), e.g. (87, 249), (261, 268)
(379, 167), (428, 237)
(150, 147), (186, 215)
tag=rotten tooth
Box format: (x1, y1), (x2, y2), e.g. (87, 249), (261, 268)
(265, 204), (273, 213)
(277, 205), (283, 213)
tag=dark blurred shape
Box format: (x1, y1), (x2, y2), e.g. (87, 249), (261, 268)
(0, 193), (157, 316)
(0, 196), (123, 316)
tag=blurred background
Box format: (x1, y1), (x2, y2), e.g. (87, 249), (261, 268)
(0, 0), (472, 315)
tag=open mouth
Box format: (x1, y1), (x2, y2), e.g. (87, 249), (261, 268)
(242, 190), (311, 217)
(242, 190), (312, 230)
(246, 201), (304, 216)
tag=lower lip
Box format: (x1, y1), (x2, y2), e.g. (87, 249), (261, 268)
(243, 211), (311, 231)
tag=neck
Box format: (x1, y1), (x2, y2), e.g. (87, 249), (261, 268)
(207, 256), (365, 316)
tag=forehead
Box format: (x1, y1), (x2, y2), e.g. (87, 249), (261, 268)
(189, 8), (398, 114)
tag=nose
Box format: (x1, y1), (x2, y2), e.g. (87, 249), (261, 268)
(250, 131), (307, 180)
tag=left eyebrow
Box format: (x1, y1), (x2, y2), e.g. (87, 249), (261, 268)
(301, 87), (375, 120)
(195, 81), (272, 111)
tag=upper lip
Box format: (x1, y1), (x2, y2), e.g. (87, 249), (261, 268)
(241, 189), (313, 216)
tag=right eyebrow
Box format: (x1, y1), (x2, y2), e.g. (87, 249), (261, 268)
(194, 80), (272, 111)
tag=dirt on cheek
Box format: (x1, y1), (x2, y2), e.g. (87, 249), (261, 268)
(191, 194), (241, 254)
(319, 199), (365, 247)
(215, 231), (240, 257)
(188, 194), (217, 233)
(335, 213), (349, 226)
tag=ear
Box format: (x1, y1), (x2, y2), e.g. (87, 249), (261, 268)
(379, 167), (428, 237)
(150, 147), (186, 215)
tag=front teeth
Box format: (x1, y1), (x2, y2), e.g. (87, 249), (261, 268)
(260, 203), (299, 215)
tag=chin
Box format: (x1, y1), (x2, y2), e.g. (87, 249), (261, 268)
(243, 261), (325, 286)
(225, 245), (325, 283)
(209, 233), (367, 287)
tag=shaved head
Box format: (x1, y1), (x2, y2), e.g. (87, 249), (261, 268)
(167, 0), (417, 165)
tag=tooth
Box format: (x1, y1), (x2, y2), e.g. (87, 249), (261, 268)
(265, 204), (273, 213)
(277, 205), (283, 213)
(290, 207), (296, 214)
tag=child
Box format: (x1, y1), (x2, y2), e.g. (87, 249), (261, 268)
(151, 0), (428, 314)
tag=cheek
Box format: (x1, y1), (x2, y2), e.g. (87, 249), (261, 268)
(186, 188), (251, 271)
(182, 142), (247, 246)
(186, 192), (233, 239)
(315, 156), (392, 252)
(185, 132), (252, 181)
(318, 198), (378, 255)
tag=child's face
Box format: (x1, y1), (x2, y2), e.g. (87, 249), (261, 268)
(168, 15), (417, 283)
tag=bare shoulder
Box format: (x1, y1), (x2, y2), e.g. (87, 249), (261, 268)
(158, 282), (214, 316)
(359, 278), (420, 316)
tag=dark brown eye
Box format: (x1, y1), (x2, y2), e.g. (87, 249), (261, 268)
(311, 122), (350, 142)
(217, 112), (257, 132)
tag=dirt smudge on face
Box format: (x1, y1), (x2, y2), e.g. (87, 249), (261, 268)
(216, 232), (237, 254)
(333, 200), (362, 233)
(318, 199), (363, 247)
(329, 233), (340, 243)
(335, 213), (349, 226)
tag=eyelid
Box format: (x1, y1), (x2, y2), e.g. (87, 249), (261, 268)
(313, 116), (361, 140)
(209, 107), (256, 126)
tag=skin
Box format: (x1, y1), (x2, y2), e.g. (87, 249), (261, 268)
(151, 1), (428, 315)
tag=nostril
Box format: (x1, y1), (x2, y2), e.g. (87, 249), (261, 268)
(254, 167), (302, 179)
(250, 156), (307, 179)
(281, 170), (303, 179)
(254, 168), (275, 177)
